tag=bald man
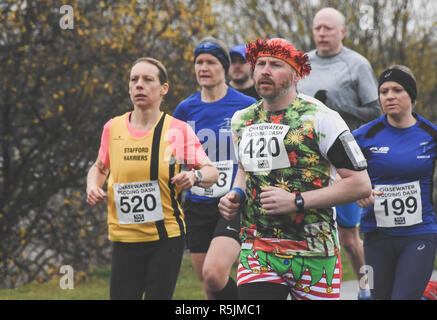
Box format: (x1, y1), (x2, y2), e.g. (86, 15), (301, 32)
(298, 7), (380, 130)
(298, 7), (380, 300)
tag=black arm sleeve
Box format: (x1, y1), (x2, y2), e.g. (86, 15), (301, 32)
(327, 131), (367, 171)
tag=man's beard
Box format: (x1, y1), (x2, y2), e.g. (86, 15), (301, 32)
(255, 74), (294, 100)
(231, 73), (250, 85)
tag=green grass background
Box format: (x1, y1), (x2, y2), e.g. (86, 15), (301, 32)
(0, 248), (435, 300)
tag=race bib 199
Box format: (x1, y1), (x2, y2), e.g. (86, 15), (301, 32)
(239, 123), (290, 172)
(373, 181), (423, 228)
(191, 160), (233, 198)
(113, 180), (164, 224)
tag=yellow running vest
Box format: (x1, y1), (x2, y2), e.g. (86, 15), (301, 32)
(107, 112), (184, 242)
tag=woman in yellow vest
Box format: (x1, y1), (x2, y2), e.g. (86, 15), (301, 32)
(86, 57), (218, 300)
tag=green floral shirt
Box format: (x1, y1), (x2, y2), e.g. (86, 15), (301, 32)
(232, 94), (349, 257)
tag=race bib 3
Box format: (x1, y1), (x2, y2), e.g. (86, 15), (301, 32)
(191, 160), (233, 198)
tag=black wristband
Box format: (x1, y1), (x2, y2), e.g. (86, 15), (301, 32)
(294, 192), (305, 213)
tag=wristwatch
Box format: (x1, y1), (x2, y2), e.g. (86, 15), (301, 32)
(294, 192), (305, 213)
(193, 170), (203, 186)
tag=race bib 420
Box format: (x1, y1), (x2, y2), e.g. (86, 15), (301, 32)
(239, 123), (290, 172)
(113, 180), (164, 224)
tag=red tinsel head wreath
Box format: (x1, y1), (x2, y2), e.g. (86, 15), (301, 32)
(245, 38), (311, 78)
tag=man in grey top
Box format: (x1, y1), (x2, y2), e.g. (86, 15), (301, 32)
(298, 7), (380, 300)
(298, 8), (380, 131)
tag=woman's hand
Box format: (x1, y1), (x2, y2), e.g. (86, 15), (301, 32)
(218, 191), (241, 221)
(356, 189), (383, 208)
(86, 185), (107, 206)
(171, 170), (196, 190)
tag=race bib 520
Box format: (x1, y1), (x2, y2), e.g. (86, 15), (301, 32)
(113, 180), (164, 224)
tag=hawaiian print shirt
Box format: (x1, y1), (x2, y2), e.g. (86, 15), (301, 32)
(231, 94), (349, 257)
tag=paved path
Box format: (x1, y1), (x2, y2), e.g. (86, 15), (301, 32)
(340, 270), (437, 300)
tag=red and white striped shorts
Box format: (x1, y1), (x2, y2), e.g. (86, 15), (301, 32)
(237, 249), (342, 300)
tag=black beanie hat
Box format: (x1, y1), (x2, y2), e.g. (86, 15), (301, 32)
(378, 67), (417, 102)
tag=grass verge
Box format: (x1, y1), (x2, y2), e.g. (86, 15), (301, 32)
(0, 248), (435, 300)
